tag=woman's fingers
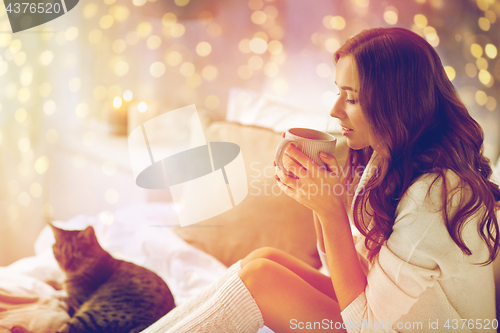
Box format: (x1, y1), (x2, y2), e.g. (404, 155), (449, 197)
(319, 152), (339, 174)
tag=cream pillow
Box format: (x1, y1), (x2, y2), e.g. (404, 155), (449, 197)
(173, 120), (347, 268)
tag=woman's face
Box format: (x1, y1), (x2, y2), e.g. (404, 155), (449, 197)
(330, 56), (373, 151)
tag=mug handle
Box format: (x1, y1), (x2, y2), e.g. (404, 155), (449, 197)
(275, 139), (295, 173)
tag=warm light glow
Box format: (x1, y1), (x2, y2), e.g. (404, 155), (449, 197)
(325, 38), (340, 53)
(249, 38), (268, 54)
(113, 97), (123, 108)
(239, 39), (251, 53)
(89, 29), (103, 44)
(486, 96), (497, 111)
(180, 62), (195, 77)
(471, 44), (483, 58)
(17, 87), (30, 103)
(35, 156), (49, 174)
(478, 70), (493, 86)
(76, 103), (89, 118)
(138, 102), (148, 112)
(165, 51), (183, 66)
(100, 15), (114, 29)
(186, 73), (202, 88)
(100, 211), (114, 225)
(150, 62), (166, 77)
(444, 66), (456, 81)
(147, 35), (162, 50)
(196, 42), (212, 57)
(238, 65), (253, 79)
(350, 0), (369, 7)
(205, 95), (220, 110)
(114, 61), (129, 76)
(15, 108), (27, 123)
(65, 27), (79, 41)
(414, 14), (428, 28)
(162, 13), (177, 27)
(272, 78), (289, 94)
(83, 3), (98, 19)
(123, 90), (133, 102)
(105, 189), (120, 204)
(248, 0), (264, 11)
(475, 90), (488, 105)
(251, 11), (267, 25)
(110, 5), (130, 22)
(248, 55), (264, 70)
(40, 51), (54, 66)
(175, 0), (190, 6)
(202, 65), (218, 81)
(465, 63), (478, 77)
(263, 62), (279, 77)
(44, 100), (56, 115)
(331, 16), (346, 30)
(263, 5), (278, 19)
(476, 57), (488, 70)
(267, 40), (283, 54)
(478, 17), (491, 31)
(485, 44), (497, 59)
(384, 7), (398, 25)
(170, 23), (186, 37)
(137, 22), (153, 37)
(39, 83), (52, 97)
(112, 39), (127, 54)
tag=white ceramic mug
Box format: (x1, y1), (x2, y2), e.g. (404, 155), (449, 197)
(275, 128), (337, 172)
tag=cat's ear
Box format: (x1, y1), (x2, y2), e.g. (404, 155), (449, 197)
(79, 226), (98, 244)
(49, 223), (64, 241)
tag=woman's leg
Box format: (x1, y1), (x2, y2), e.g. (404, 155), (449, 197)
(240, 248), (345, 333)
(242, 247), (337, 301)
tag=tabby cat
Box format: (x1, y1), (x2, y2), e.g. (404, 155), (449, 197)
(50, 223), (175, 333)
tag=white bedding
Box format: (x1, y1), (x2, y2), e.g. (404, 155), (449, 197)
(0, 203), (273, 333)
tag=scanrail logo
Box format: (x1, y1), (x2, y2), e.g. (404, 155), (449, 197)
(4, 0), (79, 33)
(128, 105), (248, 227)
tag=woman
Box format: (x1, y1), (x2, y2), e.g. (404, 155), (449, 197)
(143, 27), (500, 333)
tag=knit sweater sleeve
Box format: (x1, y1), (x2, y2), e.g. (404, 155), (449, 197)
(340, 173), (482, 333)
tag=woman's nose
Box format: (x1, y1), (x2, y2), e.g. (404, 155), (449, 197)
(330, 98), (344, 119)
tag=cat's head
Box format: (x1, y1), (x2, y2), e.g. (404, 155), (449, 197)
(50, 224), (106, 274)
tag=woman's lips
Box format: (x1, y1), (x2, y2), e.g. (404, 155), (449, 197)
(341, 126), (353, 135)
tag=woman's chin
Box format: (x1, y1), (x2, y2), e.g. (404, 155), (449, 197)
(346, 140), (369, 151)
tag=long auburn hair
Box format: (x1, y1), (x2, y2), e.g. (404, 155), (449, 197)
(335, 27), (500, 264)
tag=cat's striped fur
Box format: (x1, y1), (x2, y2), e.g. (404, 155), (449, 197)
(50, 224), (175, 333)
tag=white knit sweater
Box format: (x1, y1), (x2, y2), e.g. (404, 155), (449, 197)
(321, 153), (496, 333)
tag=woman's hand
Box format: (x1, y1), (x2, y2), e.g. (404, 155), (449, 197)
(274, 144), (345, 218)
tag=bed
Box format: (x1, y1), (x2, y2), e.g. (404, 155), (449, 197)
(0, 90), (347, 333)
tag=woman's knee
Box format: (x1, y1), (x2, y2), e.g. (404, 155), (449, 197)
(242, 247), (288, 267)
(239, 257), (279, 292)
